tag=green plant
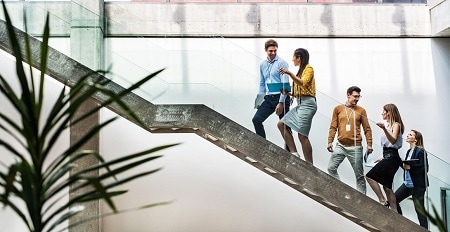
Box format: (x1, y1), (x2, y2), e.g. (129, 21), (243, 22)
(0, 1), (176, 232)
(413, 198), (446, 232)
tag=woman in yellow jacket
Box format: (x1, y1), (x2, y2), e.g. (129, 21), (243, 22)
(278, 48), (317, 164)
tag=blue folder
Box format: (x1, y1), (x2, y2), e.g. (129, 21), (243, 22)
(267, 82), (291, 92)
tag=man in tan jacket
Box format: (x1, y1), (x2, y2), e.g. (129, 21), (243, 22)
(327, 86), (373, 194)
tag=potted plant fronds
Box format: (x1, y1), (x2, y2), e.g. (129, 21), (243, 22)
(413, 198), (446, 232)
(0, 1), (175, 232)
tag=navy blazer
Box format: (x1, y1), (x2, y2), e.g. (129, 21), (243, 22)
(402, 146), (429, 188)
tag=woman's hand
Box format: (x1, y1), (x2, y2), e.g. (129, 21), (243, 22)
(279, 68), (290, 76)
(376, 122), (385, 129)
(281, 89), (292, 96)
(403, 163), (411, 170)
(374, 158), (383, 163)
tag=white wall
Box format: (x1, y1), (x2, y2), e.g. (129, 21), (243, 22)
(0, 50), (70, 232)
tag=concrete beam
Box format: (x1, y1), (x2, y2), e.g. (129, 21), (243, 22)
(430, 0), (450, 36)
(0, 1), (442, 37)
(105, 2), (432, 37)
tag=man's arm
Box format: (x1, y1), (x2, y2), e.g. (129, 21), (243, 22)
(360, 108), (373, 153)
(278, 60), (289, 103)
(259, 63), (266, 94)
(274, 60), (288, 115)
(327, 107), (339, 152)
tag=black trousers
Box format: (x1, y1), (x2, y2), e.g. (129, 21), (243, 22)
(395, 183), (428, 229)
(252, 94), (291, 151)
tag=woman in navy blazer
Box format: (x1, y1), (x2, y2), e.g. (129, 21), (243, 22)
(395, 129), (429, 229)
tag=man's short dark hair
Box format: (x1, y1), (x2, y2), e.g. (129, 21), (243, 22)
(347, 86), (361, 94)
(265, 39), (278, 50)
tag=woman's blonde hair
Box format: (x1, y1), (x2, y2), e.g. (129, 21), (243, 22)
(384, 103), (405, 134)
(411, 129), (424, 148)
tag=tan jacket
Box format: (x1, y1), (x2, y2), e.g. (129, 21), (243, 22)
(327, 104), (373, 147)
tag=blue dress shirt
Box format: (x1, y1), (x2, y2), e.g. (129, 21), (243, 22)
(259, 55), (289, 103)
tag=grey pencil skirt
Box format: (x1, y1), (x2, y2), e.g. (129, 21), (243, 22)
(281, 96), (317, 137)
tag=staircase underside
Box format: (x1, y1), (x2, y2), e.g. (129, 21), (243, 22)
(0, 20), (427, 232)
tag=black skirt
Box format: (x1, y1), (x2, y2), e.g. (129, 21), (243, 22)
(365, 147), (402, 189)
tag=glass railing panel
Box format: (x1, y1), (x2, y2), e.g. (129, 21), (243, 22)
(1, 1), (72, 57)
(105, 47), (260, 130)
(1, 1), (70, 35)
(1, 2), (25, 31)
(424, 177), (449, 232)
(24, 2), (70, 35)
(426, 153), (450, 231)
(428, 152), (450, 185)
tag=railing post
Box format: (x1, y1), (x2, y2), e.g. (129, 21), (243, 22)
(441, 187), (449, 232)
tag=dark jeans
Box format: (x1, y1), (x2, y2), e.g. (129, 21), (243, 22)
(252, 94), (291, 138)
(395, 183), (428, 229)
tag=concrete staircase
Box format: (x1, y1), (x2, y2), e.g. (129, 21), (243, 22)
(0, 19), (427, 232)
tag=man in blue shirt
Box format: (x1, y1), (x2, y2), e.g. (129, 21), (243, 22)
(252, 39), (291, 149)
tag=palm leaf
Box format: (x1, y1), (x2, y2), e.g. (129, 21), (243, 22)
(0, 75), (27, 124)
(2, 163), (18, 202)
(45, 205), (85, 232)
(0, 138), (26, 160)
(413, 197), (446, 231)
(58, 201), (172, 232)
(0, 1), (174, 231)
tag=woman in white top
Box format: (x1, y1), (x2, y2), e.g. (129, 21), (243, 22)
(365, 103), (404, 213)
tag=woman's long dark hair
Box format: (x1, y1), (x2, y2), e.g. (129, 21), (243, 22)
(294, 48), (310, 77)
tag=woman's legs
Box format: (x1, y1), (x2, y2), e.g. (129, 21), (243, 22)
(366, 177), (386, 204)
(394, 184), (410, 215)
(277, 121), (297, 154)
(411, 187), (428, 228)
(298, 133), (313, 164)
(384, 186), (398, 213)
